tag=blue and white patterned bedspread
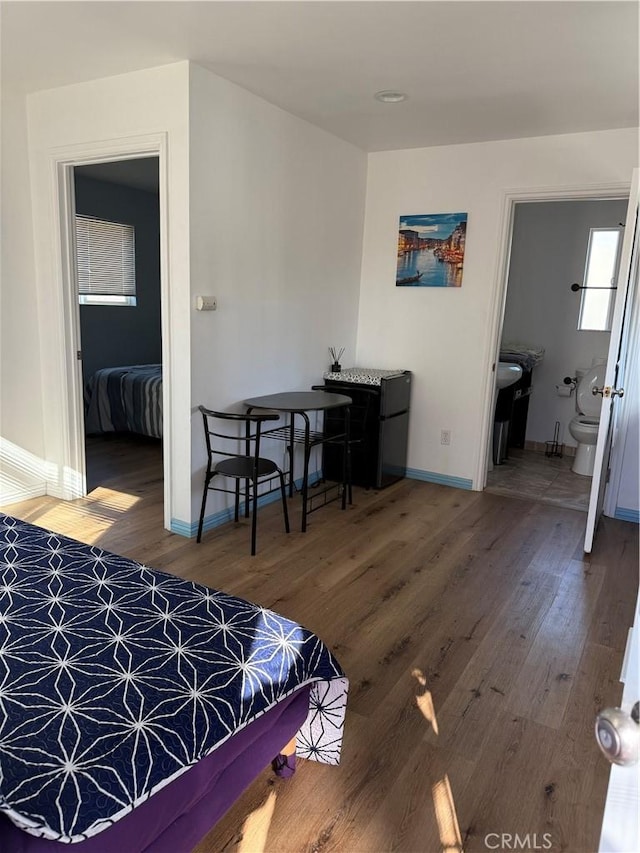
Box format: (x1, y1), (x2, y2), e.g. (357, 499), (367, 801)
(0, 514), (348, 843)
(84, 364), (163, 439)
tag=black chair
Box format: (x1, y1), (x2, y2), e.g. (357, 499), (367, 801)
(197, 406), (290, 556)
(311, 384), (377, 503)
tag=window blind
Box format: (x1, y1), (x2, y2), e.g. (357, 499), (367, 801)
(76, 215), (136, 298)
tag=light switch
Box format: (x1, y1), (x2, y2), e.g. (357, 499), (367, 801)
(196, 296), (217, 311)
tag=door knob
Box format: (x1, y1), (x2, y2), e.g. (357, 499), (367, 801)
(592, 386), (625, 398)
(595, 702), (639, 765)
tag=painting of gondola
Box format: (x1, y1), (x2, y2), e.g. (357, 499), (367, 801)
(397, 212), (467, 287)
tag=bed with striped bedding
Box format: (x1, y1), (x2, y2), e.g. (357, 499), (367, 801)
(84, 364), (163, 439)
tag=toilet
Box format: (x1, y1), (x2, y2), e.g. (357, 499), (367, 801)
(568, 363), (606, 476)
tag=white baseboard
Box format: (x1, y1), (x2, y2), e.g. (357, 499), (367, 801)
(46, 470), (85, 501)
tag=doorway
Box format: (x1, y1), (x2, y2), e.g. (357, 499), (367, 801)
(485, 196), (628, 511)
(71, 158), (163, 498)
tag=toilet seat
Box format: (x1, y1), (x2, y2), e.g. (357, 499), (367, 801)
(572, 415), (599, 427)
(568, 364), (606, 476)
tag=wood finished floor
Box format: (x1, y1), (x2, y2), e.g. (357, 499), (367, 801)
(3, 436), (638, 853)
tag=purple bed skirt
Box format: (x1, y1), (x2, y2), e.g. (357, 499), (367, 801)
(0, 686), (310, 853)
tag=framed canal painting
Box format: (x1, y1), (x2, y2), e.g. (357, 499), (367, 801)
(397, 212), (467, 287)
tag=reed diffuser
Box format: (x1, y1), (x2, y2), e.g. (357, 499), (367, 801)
(329, 347), (344, 372)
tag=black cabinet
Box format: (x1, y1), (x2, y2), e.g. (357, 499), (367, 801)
(494, 367), (534, 454)
(508, 368), (533, 449)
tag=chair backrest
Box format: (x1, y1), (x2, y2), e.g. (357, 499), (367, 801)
(198, 406), (279, 463)
(310, 384), (377, 440)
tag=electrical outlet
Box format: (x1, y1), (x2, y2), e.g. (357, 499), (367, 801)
(441, 430), (451, 446)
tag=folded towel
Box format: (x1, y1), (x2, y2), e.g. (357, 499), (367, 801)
(500, 343), (545, 372)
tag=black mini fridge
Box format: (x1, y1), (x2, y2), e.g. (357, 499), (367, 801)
(321, 368), (412, 489)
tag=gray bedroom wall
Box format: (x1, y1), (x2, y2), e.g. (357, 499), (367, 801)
(501, 197), (628, 448)
(74, 173), (161, 384)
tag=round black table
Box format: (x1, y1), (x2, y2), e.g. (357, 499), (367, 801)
(244, 391), (352, 532)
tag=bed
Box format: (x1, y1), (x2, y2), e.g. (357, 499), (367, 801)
(84, 364), (163, 439)
(0, 513), (348, 851)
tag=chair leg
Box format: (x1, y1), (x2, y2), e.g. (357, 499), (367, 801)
(250, 478), (259, 556)
(301, 436), (312, 533)
(342, 410), (351, 509)
(342, 441), (351, 511)
(244, 477), (250, 518)
(279, 470), (290, 533)
(197, 474), (210, 543)
(284, 444), (295, 495)
(287, 418), (295, 497)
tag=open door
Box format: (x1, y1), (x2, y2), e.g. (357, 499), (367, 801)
(584, 169), (639, 553)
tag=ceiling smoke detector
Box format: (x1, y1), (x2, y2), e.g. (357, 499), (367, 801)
(374, 90), (408, 104)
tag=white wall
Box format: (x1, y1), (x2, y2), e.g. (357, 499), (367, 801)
(20, 63), (192, 522)
(0, 92), (46, 503)
(188, 64), (367, 524)
(502, 199), (628, 448)
(3, 62), (636, 521)
(357, 128), (639, 488)
(2, 61), (366, 529)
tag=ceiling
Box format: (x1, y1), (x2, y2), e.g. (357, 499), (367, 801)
(2, 1), (638, 152)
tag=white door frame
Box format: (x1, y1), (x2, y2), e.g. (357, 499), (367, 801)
(477, 180), (632, 491)
(584, 171), (638, 551)
(53, 133), (172, 528)
(603, 217), (640, 519)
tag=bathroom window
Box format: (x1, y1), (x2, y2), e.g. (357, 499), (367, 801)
(577, 227), (622, 332)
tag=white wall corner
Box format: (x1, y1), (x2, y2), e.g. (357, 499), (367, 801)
(0, 437), (49, 506)
(24, 63), (192, 531)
